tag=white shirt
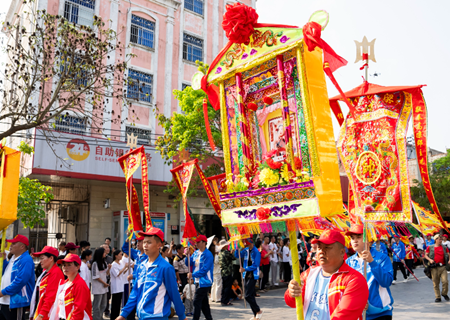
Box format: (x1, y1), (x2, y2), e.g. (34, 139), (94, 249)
(80, 261), (91, 289)
(121, 257), (131, 285)
(282, 246), (291, 263)
(442, 240), (450, 250)
(268, 243), (278, 262)
(58, 283), (68, 319)
(0, 254), (17, 305)
(110, 261), (125, 294)
(183, 283), (196, 300)
(415, 237), (425, 250)
(91, 262), (108, 295)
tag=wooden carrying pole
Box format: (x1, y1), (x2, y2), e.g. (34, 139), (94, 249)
(288, 221), (303, 320)
(238, 249), (247, 308)
(0, 229), (6, 283)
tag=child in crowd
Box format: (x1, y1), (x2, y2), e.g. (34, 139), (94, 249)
(231, 279), (242, 300)
(183, 278), (196, 316)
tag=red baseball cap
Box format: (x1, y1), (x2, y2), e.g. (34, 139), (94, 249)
(345, 224), (364, 236)
(57, 253), (81, 265)
(312, 230), (345, 247)
(138, 226), (165, 242)
(426, 233), (432, 236)
(195, 235), (208, 243)
(376, 233), (381, 239)
(33, 246), (59, 257)
(65, 242), (80, 250)
(136, 235), (144, 241)
(443, 234), (448, 238)
(7, 235), (29, 246)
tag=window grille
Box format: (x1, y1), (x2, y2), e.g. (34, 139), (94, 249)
(60, 54), (88, 87)
(54, 115), (87, 134)
(185, 0), (204, 15)
(182, 83), (191, 91)
(126, 126), (152, 146)
(64, 0), (95, 28)
(127, 70), (153, 103)
(183, 34), (203, 63)
(130, 15), (155, 49)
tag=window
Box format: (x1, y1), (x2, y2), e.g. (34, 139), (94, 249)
(130, 15), (155, 49)
(54, 115), (87, 134)
(127, 70), (153, 103)
(64, 0), (95, 28)
(185, 0), (204, 15)
(60, 54), (89, 87)
(182, 83), (191, 91)
(183, 34), (203, 63)
(126, 126), (152, 146)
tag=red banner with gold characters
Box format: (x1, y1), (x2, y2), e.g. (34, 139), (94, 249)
(411, 89), (449, 232)
(171, 160), (198, 239)
(194, 163), (222, 219)
(338, 90), (412, 222)
(118, 146), (151, 232)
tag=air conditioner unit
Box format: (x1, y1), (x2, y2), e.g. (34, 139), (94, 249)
(66, 206), (79, 225)
(58, 207), (69, 221)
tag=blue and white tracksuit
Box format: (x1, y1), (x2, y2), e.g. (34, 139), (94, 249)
(1, 251), (35, 309)
(120, 254), (185, 320)
(392, 241), (406, 262)
(186, 249), (214, 288)
(346, 248), (394, 320)
(122, 241), (148, 283)
(371, 242), (388, 256)
(425, 238), (435, 249)
(234, 247), (261, 280)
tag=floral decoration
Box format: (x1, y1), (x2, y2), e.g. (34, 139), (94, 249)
(256, 207), (271, 220)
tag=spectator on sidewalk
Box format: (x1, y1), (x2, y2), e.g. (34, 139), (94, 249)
(442, 234), (450, 251)
(284, 230), (369, 320)
(346, 224), (394, 320)
(80, 241), (91, 254)
(424, 234), (450, 302)
(282, 239), (291, 284)
(80, 249), (93, 289)
(91, 247), (110, 320)
(231, 279), (242, 300)
(268, 236), (279, 287)
(101, 243), (114, 318)
(218, 240), (234, 306)
(186, 235), (214, 320)
(30, 246), (65, 320)
(0, 235), (35, 320)
(105, 238), (113, 256)
(391, 236), (407, 284)
(259, 239), (270, 293)
(210, 242), (222, 303)
(173, 244), (189, 293)
(183, 278), (196, 316)
(57, 241), (66, 256)
(237, 239), (263, 320)
(110, 250), (128, 320)
(65, 242), (79, 256)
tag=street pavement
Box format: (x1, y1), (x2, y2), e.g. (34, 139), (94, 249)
(206, 267), (450, 320)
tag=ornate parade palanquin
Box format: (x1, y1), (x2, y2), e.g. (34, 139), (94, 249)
(205, 25), (343, 233)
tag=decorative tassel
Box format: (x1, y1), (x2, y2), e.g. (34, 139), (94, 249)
(203, 98), (216, 151)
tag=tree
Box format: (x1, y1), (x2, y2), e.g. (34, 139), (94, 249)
(410, 150), (450, 215)
(155, 62), (223, 202)
(17, 177), (53, 228)
(0, 0), (135, 142)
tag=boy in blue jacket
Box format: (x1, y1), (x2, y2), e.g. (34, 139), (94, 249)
(346, 225), (394, 320)
(235, 238), (264, 320)
(118, 227), (186, 320)
(0, 235), (35, 320)
(186, 235), (214, 320)
(391, 236), (407, 284)
(371, 233), (388, 256)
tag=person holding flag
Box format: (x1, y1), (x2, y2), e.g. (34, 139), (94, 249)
(391, 236), (407, 284)
(117, 227), (186, 320)
(405, 236), (420, 279)
(346, 224), (394, 320)
(186, 235), (214, 320)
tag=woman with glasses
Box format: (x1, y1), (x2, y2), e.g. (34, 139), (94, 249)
(30, 246), (65, 320)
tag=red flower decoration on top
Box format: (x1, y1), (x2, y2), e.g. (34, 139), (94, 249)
(222, 3), (259, 45)
(256, 208), (271, 220)
(294, 157), (302, 169)
(266, 158), (282, 170)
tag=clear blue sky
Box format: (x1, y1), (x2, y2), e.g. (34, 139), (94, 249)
(257, 0), (450, 152)
(2, 0), (449, 152)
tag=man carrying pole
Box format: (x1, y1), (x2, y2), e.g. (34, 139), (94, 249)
(391, 236), (408, 284)
(346, 224), (394, 320)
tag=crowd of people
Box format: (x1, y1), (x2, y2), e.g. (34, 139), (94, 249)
(0, 228), (449, 320)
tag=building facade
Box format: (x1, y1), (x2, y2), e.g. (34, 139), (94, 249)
(3, 0), (254, 250)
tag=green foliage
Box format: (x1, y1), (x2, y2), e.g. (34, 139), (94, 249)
(410, 150), (450, 215)
(17, 141), (34, 155)
(155, 62), (224, 203)
(17, 178), (53, 228)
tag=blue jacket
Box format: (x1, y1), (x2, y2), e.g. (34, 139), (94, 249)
(122, 241), (147, 284)
(371, 242), (388, 256)
(425, 238), (435, 248)
(346, 248), (394, 320)
(392, 241), (406, 261)
(235, 247), (261, 280)
(120, 254), (185, 320)
(186, 249), (214, 288)
(1, 251), (35, 309)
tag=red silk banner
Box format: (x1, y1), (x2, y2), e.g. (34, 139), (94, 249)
(411, 89), (449, 232)
(194, 163), (222, 219)
(171, 160), (198, 239)
(329, 100), (345, 126)
(206, 173), (226, 202)
(118, 146), (152, 232)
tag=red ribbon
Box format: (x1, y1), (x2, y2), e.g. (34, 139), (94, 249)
(203, 98), (216, 151)
(362, 53), (369, 60)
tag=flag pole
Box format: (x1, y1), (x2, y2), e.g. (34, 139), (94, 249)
(238, 248), (247, 308)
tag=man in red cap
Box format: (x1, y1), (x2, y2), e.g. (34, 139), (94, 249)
(0, 235), (35, 320)
(65, 242), (80, 256)
(346, 224), (394, 320)
(284, 230), (369, 320)
(425, 233), (435, 249)
(442, 234), (450, 251)
(424, 234), (450, 302)
(186, 235), (214, 320)
(118, 227), (187, 320)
